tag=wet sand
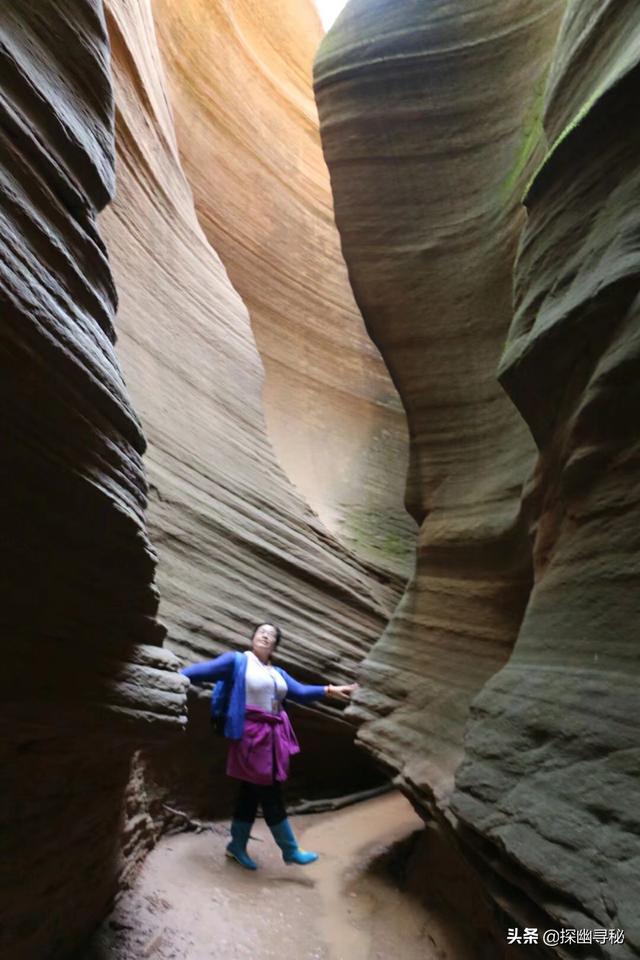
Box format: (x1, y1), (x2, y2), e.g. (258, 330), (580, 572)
(84, 792), (475, 960)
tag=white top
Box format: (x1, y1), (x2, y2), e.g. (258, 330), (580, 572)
(244, 651), (287, 713)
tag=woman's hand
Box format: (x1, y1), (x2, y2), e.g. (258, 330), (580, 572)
(325, 682), (359, 701)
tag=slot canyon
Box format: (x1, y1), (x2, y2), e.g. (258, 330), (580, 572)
(1, 1), (638, 959)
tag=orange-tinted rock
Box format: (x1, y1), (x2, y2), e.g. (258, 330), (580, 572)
(102, 0), (402, 698)
(3, 1), (405, 955)
(151, 0), (414, 575)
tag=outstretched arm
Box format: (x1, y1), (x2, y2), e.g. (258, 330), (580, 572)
(181, 651), (236, 685)
(279, 668), (358, 704)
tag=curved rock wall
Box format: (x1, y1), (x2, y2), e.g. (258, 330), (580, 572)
(102, 0), (401, 700)
(452, 4), (640, 953)
(10, 0), (638, 953)
(3, 0), (403, 955)
(150, 0), (415, 575)
(317, 0), (640, 954)
(0, 2), (187, 958)
(314, 0), (563, 803)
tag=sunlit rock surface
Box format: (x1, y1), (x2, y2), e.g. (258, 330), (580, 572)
(102, 0), (402, 697)
(452, 4), (640, 953)
(0, 2), (186, 957)
(100, 0), (405, 863)
(317, 0), (640, 955)
(150, 0), (414, 575)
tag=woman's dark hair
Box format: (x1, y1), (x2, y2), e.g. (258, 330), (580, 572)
(252, 623), (282, 648)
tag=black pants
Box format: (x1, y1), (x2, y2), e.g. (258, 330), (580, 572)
(233, 780), (287, 826)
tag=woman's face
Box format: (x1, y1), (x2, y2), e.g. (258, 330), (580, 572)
(251, 624), (278, 657)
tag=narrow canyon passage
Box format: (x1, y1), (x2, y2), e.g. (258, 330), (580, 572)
(81, 793), (477, 960)
(3, 0), (639, 957)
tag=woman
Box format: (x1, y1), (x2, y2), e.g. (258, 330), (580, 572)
(181, 623), (357, 870)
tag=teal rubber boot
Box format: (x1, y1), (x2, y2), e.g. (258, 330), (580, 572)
(226, 819), (258, 870)
(269, 818), (318, 865)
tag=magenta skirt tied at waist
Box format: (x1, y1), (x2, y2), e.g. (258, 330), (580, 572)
(226, 706), (300, 785)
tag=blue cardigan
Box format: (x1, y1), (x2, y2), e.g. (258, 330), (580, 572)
(181, 651), (326, 740)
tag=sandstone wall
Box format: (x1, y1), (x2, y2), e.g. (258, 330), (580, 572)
(93, 0), (408, 847)
(102, 0), (402, 702)
(316, 0), (640, 955)
(10, 0), (638, 954)
(0, 2), (187, 957)
(314, 0), (562, 805)
(452, 3), (640, 953)
(2, 0), (407, 955)
(150, 0), (415, 575)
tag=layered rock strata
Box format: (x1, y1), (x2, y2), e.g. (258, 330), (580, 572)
(3, 0), (407, 954)
(102, 0), (402, 699)
(0, 2), (187, 958)
(314, 0), (563, 804)
(317, 0), (640, 955)
(150, 0), (414, 575)
(452, 4), (640, 954)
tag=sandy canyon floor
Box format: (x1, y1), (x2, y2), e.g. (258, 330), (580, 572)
(83, 792), (476, 960)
